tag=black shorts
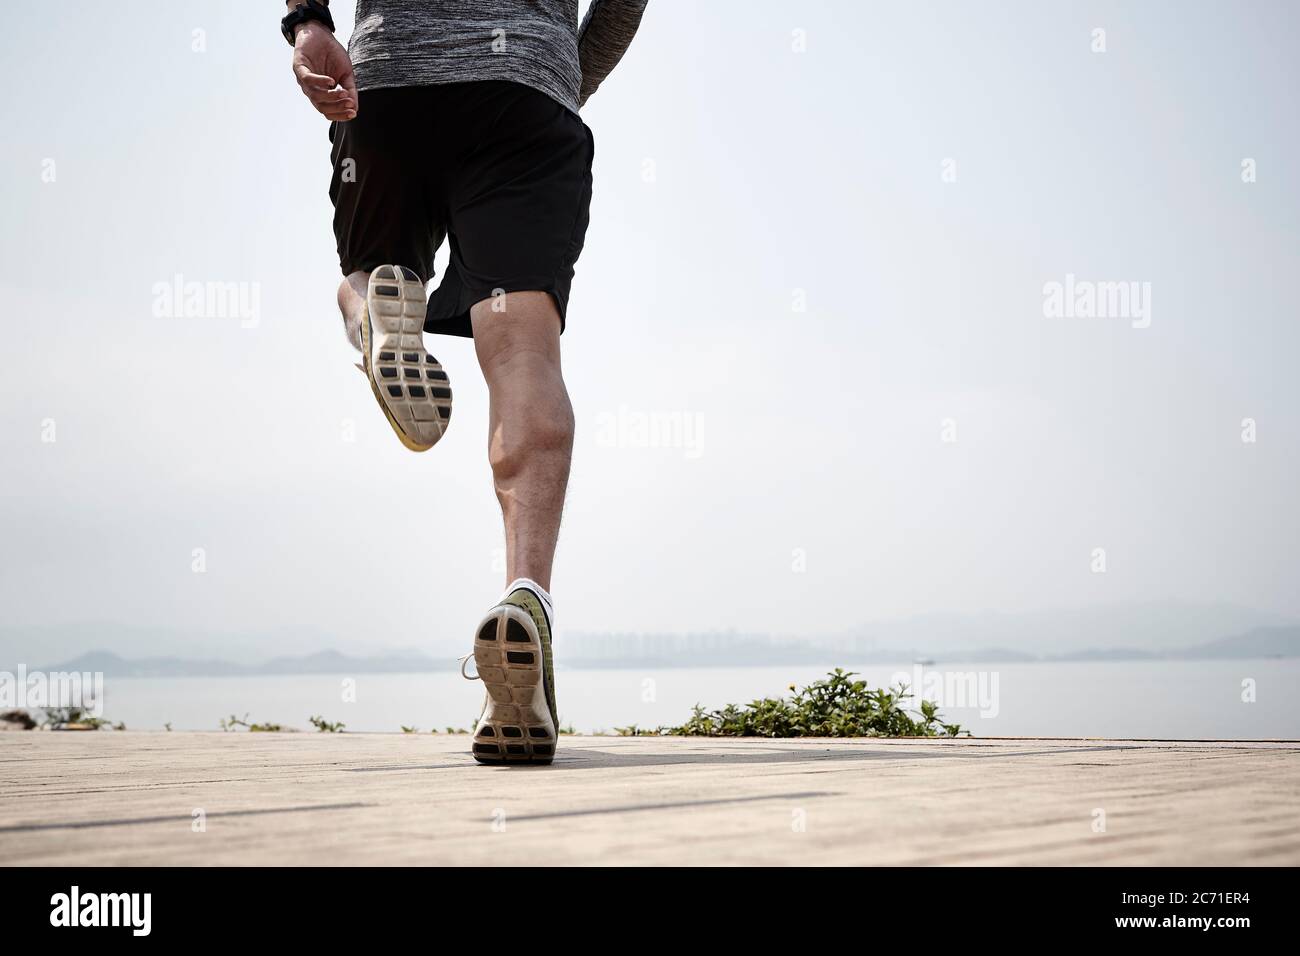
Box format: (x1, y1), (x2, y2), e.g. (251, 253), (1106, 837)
(329, 81), (595, 338)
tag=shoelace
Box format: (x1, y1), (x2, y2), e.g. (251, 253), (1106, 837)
(458, 653), (480, 681)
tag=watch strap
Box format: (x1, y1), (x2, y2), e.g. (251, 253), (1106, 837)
(282, 0), (336, 46)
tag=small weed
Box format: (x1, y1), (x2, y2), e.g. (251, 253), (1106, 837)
(614, 725), (658, 737)
(37, 707), (124, 731)
(219, 713), (289, 733)
(309, 715), (345, 733)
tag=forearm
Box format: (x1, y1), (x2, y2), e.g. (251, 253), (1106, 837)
(577, 0), (648, 107)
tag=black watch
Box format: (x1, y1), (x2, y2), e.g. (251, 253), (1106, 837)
(281, 0), (335, 46)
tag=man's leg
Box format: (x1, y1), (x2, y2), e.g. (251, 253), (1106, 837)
(470, 291), (575, 592)
(337, 271), (368, 352)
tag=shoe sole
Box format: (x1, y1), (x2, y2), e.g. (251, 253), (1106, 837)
(361, 265), (451, 452)
(471, 605), (556, 765)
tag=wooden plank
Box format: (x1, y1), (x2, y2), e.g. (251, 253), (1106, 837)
(0, 734), (1296, 865)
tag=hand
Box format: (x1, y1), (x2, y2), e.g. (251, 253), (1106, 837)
(291, 22), (358, 121)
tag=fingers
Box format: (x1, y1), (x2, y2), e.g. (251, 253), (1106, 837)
(310, 88), (351, 108)
(295, 71), (356, 120)
(293, 47), (358, 120)
(320, 100), (356, 121)
(336, 63), (360, 120)
(306, 87), (350, 119)
(337, 63), (358, 97)
(293, 64), (336, 90)
(315, 87), (356, 121)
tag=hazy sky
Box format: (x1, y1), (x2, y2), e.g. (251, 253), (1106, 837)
(1, 1), (1297, 658)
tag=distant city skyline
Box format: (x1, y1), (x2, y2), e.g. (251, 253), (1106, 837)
(5, 597), (1295, 674)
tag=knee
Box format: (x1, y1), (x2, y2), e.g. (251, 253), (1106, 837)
(489, 398), (574, 473)
(489, 421), (573, 486)
(475, 298), (573, 479)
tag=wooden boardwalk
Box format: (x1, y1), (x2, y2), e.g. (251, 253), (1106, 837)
(1, 733), (1297, 865)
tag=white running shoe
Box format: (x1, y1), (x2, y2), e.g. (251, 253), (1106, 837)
(464, 586), (558, 765)
(360, 265), (451, 451)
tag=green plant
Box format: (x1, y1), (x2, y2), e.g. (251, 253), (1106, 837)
(400, 725), (419, 734)
(39, 706), (84, 729)
(219, 713), (288, 733)
(650, 669), (965, 738)
(309, 715), (345, 733)
(614, 724), (657, 736)
(38, 707), (122, 731)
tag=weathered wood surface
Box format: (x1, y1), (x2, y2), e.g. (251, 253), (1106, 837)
(1, 733), (1296, 865)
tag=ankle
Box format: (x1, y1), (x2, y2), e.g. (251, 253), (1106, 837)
(337, 274), (368, 353)
(504, 575), (552, 600)
(341, 311), (363, 352)
(503, 577), (554, 625)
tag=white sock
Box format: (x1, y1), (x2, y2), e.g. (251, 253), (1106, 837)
(501, 577), (554, 630)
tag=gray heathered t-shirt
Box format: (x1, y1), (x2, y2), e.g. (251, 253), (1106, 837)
(347, 0), (648, 113)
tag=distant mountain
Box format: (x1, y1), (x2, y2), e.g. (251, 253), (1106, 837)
(257, 649), (451, 674)
(1050, 648), (1159, 662)
(0, 621), (353, 670)
(918, 647), (1039, 664)
(15, 606), (1300, 676)
(840, 600), (1293, 656)
(5, 601), (1290, 670)
(35, 650), (248, 677)
(1172, 626), (1300, 660)
(38, 649), (456, 677)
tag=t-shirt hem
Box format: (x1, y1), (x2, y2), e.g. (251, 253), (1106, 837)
(352, 55), (580, 114)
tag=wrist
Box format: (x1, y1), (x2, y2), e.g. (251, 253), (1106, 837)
(282, 0), (334, 46)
